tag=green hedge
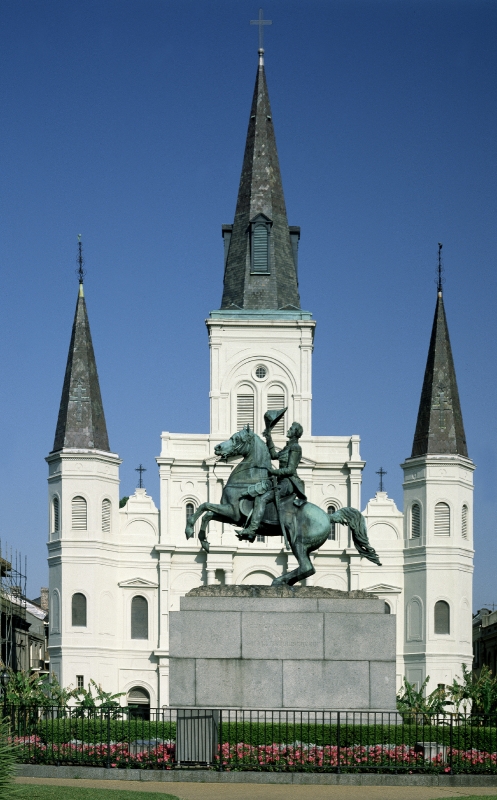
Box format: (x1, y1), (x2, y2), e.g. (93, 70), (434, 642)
(21, 719), (497, 753)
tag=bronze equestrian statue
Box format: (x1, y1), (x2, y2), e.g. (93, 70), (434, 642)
(185, 411), (381, 586)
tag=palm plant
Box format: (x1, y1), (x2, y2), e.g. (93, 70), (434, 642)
(396, 677), (450, 722)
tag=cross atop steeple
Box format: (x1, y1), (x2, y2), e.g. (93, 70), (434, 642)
(135, 464), (146, 488)
(250, 9), (272, 63)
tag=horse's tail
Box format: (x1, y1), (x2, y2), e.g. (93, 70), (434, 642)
(328, 507), (382, 567)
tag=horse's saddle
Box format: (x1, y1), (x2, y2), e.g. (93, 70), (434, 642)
(239, 494), (304, 526)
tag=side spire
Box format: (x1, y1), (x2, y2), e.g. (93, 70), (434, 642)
(52, 238), (110, 452)
(411, 247), (468, 458)
(220, 39), (301, 311)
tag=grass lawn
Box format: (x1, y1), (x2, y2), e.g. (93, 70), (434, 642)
(13, 787), (180, 800)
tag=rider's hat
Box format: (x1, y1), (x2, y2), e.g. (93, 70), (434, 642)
(264, 407), (288, 432)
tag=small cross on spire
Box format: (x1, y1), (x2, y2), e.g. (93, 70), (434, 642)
(135, 464), (147, 489)
(76, 234), (86, 284)
(437, 242), (444, 296)
(250, 8), (272, 63)
(376, 466), (387, 493)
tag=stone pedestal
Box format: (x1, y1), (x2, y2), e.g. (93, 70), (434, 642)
(169, 586), (396, 711)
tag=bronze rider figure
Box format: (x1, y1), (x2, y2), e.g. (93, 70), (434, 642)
(237, 421), (307, 542)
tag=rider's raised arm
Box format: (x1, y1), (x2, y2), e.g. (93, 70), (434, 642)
(264, 430), (279, 460)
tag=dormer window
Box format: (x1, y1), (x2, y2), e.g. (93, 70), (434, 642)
(250, 214), (272, 274)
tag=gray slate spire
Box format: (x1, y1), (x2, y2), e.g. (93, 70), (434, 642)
(411, 292), (468, 458)
(220, 56), (301, 311)
(52, 285), (110, 452)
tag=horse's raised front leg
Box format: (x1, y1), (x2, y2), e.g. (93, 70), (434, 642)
(185, 501), (236, 540)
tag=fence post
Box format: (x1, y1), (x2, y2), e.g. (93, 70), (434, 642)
(218, 709), (223, 772)
(449, 713), (453, 774)
(337, 711), (341, 774)
(106, 710), (111, 769)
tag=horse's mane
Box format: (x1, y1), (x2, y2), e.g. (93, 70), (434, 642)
(232, 427), (271, 471)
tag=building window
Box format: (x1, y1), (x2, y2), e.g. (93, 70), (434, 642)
(128, 687), (150, 721)
(131, 595), (148, 640)
(52, 497), (60, 533)
(51, 590), (60, 633)
(267, 394), (285, 434)
(71, 593), (87, 627)
(255, 365), (267, 379)
(407, 597), (423, 641)
(76, 675), (84, 689)
(434, 502), (450, 536)
(102, 499), (111, 533)
(327, 506), (336, 540)
(72, 496), (87, 530)
(256, 534), (265, 542)
(384, 602), (391, 614)
(237, 393), (254, 430)
(411, 503), (421, 538)
(434, 600), (450, 634)
(251, 221), (270, 273)
(462, 504), (468, 539)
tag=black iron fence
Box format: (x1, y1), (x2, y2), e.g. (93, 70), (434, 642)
(3, 705), (497, 773)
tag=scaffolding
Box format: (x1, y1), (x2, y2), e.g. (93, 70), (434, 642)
(0, 540), (27, 669)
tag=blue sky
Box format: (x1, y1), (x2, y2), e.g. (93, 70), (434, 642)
(0, 0), (495, 606)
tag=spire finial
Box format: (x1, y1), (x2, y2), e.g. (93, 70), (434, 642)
(250, 8), (272, 64)
(76, 234), (86, 289)
(376, 466), (387, 492)
(135, 463), (147, 489)
(437, 242), (444, 297)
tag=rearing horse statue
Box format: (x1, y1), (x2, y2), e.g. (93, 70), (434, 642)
(185, 426), (381, 586)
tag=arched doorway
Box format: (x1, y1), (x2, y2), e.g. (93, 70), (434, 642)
(127, 686), (150, 720)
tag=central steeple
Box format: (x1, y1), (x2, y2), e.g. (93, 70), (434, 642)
(220, 50), (301, 311)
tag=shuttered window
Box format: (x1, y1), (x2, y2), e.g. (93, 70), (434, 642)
(462, 505), (468, 539)
(252, 223), (269, 273)
(434, 502), (450, 536)
(267, 394), (285, 434)
(71, 593), (87, 627)
(237, 394), (254, 430)
(72, 496), (87, 530)
(52, 497), (60, 533)
(434, 600), (450, 634)
(131, 595), (148, 640)
(411, 503), (421, 538)
(102, 499), (111, 533)
(327, 505), (336, 540)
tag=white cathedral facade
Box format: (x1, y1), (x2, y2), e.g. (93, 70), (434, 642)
(47, 50), (474, 711)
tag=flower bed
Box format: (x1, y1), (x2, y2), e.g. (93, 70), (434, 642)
(11, 736), (497, 774)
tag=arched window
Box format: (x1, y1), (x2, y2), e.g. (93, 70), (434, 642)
(462, 505), (468, 539)
(71, 593), (87, 627)
(384, 602), (391, 614)
(237, 392), (254, 430)
(251, 221), (270, 273)
(128, 686), (150, 720)
(434, 502), (450, 536)
(51, 590), (60, 633)
(267, 393), (285, 434)
(186, 503), (195, 532)
(411, 503), (421, 539)
(52, 497), (60, 533)
(327, 506), (336, 540)
(131, 596), (148, 640)
(72, 496), (87, 530)
(102, 499), (111, 533)
(434, 600), (450, 634)
(407, 597), (423, 641)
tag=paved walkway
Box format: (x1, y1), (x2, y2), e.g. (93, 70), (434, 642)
(15, 777), (497, 799)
